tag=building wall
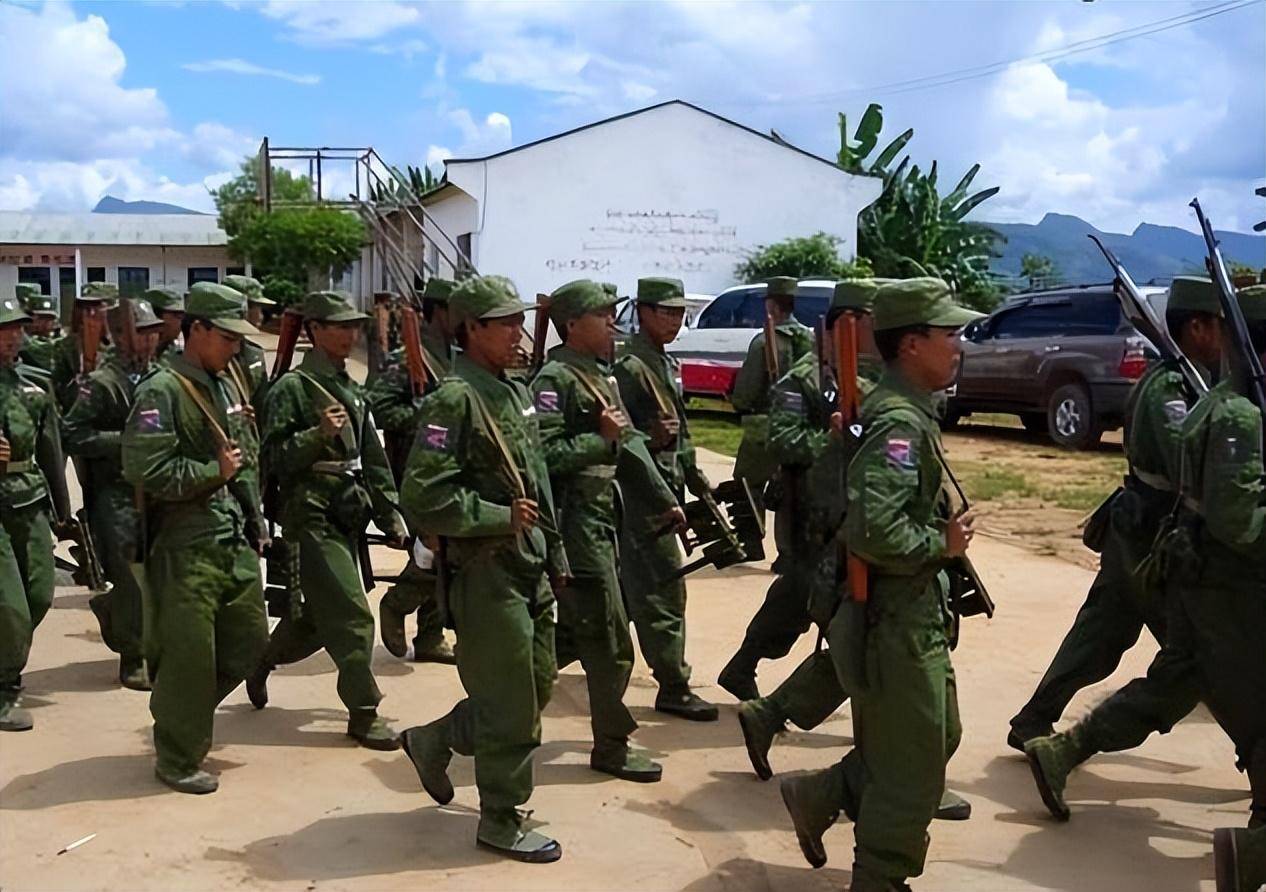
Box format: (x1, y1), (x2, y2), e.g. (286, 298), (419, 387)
(1, 243), (234, 306)
(440, 103), (882, 299)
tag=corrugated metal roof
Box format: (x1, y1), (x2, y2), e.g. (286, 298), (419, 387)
(0, 212), (227, 247)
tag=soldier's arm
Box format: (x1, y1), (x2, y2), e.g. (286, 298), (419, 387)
(613, 357), (656, 434)
(617, 432), (678, 515)
(261, 376), (329, 474)
(533, 370), (612, 475)
(844, 416), (947, 573)
(361, 407), (407, 537)
(62, 377), (119, 458)
(768, 376), (828, 467)
(729, 336), (766, 413)
(399, 386), (515, 537)
(367, 365), (419, 435)
(1152, 370), (1192, 486)
(1202, 399), (1266, 553)
(122, 382), (225, 500)
(35, 389), (71, 523)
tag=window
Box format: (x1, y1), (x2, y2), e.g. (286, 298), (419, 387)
(792, 295), (830, 328)
(187, 267), (218, 288)
(695, 289), (749, 329)
(1057, 294), (1121, 335)
(226, 266), (246, 277)
(989, 296), (1122, 340)
(17, 266), (51, 295)
(86, 267), (105, 283)
(58, 267), (75, 304)
(118, 266), (149, 296)
(734, 291), (767, 328)
(456, 233), (472, 268)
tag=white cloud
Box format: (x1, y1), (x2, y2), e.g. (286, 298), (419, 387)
(183, 58), (320, 85)
(444, 108), (513, 157)
(182, 122), (260, 172)
(0, 159), (223, 213)
(258, 0), (421, 45)
(425, 145), (452, 172)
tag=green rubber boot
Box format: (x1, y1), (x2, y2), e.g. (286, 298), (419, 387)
(477, 808), (562, 863)
(400, 721), (454, 805)
(0, 692), (33, 732)
(155, 764), (218, 795)
(379, 600), (408, 659)
(935, 789), (972, 821)
(780, 771), (842, 869)
(591, 745), (662, 783)
(347, 711), (400, 752)
(1025, 728), (1091, 821)
(738, 698), (784, 781)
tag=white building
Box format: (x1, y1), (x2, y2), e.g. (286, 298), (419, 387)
(0, 212), (237, 315)
(420, 100), (883, 299)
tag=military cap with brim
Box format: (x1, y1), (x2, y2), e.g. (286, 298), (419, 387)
(15, 283), (41, 303)
(186, 282), (259, 336)
(25, 293), (59, 317)
(766, 276), (798, 299)
(222, 274), (275, 307)
(600, 282), (619, 298)
(1167, 276), (1221, 315)
(422, 278), (455, 304)
(873, 277), (983, 331)
(144, 287), (185, 314)
(1237, 284), (1266, 323)
(80, 282), (118, 303)
(549, 279), (618, 325)
(636, 277), (687, 307)
(0, 294), (32, 326)
(304, 290), (368, 323)
(449, 275), (531, 325)
(831, 277), (896, 314)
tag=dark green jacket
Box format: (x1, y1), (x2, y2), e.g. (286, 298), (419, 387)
(366, 331), (453, 482)
(63, 354), (154, 492)
(19, 334), (58, 373)
(0, 363), (69, 519)
(730, 320), (815, 415)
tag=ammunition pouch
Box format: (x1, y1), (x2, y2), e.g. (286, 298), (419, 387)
(264, 537), (302, 619)
(1081, 486), (1122, 553)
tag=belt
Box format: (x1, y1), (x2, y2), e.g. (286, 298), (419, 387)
(312, 458), (363, 475)
(577, 466), (616, 481)
(1129, 467), (1175, 494)
(0, 460), (33, 475)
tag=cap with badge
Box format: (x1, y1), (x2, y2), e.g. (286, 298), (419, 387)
(422, 278), (455, 304)
(107, 298), (164, 340)
(548, 279), (617, 326)
(302, 290), (369, 323)
(448, 275), (531, 325)
(0, 292), (32, 326)
(1237, 283), (1266, 322)
(22, 289), (59, 318)
(1167, 276), (1221, 315)
(766, 276), (799, 300)
(636, 277), (687, 307)
(873, 277), (983, 331)
(80, 282), (119, 303)
(223, 274), (275, 307)
(144, 287), (185, 314)
(831, 277), (896, 316)
(186, 282), (259, 336)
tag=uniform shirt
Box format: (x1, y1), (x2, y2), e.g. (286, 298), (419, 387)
(613, 331), (709, 499)
(730, 320), (815, 415)
(19, 333), (58, 373)
(63, 354), (153, 489)
(226, 339), (269, 409)
(366, 331), (452, 482)
(400, 352), (568, 579)
(0, 362), (69, 517)
(1124, 359), (1198, 492)
(533, 345), (677, 574)
(122, 353), (261, 548)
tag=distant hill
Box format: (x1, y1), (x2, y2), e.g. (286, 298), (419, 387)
(92, 196), (204, 215)
(984, 213), (1265, 285)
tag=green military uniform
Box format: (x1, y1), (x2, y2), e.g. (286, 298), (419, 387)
(251, 291), (405, 748)
(371, 278), (455, 662)
(222, 277), (273, 407)
(63, 298), (165, 690)
(120, 283), (269, 792)
(145, 288), (186, 368)
(398, 276), (567, 860)
(780, 279), (982, 889)
(0, 294), (71, 732)
(1216, 825), (1266, 892)
(17, 287), (60, 372)
(613, 277), (718, 721)
(1009, 277), (1220, 747)
(532, 279), (678, 780)
(50, 283), (117, 413)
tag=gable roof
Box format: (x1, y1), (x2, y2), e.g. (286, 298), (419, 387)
(443, 99), (878, 180)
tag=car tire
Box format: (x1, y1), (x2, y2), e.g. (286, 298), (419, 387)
(1047, 383), (1102, 450)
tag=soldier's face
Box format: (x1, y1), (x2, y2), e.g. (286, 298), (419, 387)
(160, 311), (183, 345)
(0, 323), (24, 364)
(903, 326), (963, 391)
(135, 329), (160, 363)
(567, 308), (616, 356)
(193, 324), (242, 373)
(639, 305), (686, 346)
(468, 313), (525, 370)
(311, 321), (361, 362)
(29, 316), (57, 336)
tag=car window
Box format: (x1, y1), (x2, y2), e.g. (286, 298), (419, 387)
(1057, 294), (1122, 335)
(735, 292), (766, 328)
(695, 290), (746, 329)
(792, 295), (830, 327)
(988, 295), (1121, 339)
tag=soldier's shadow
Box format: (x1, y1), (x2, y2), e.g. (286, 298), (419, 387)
(677, 856), (851, 892)
(214, 703), (355, 749)
(19, 658), (120, 695)
(0, 753), (245, 809)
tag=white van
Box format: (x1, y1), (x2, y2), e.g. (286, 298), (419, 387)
(667, 279), (836, 362)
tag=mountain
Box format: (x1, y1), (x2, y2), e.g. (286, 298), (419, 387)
(983, 212), (1265, 285)
(92, 196), (204, 215)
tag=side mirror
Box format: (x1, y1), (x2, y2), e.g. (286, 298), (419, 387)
(962, 320), (983, 341)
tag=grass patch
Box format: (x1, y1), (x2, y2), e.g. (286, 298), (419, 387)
(687, 412), (743, 457)
(1041, 485), (1116, 512)
(956, 463), (1037, 502)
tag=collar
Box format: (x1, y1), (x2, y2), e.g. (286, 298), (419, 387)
(454, 352), (510, 390)
(877, 365), (937, 420)
(552, 344), (607, 372)
(169, 352), (215, 387)
(299, 348), (348, 380)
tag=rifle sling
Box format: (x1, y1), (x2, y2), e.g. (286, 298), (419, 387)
(467, 387), (528, 500)
(169, 370), (230, 448)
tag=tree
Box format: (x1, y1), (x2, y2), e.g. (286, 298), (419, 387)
(213, 157), (314, 238)
(1020, 252), (1060, 290)
(370, 164), (441, 203)
(735, 232), (873, 283)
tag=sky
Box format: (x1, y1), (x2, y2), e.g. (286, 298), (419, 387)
(1, 0), (1263, 234)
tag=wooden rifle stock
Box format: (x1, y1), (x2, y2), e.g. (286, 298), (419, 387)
(763, 312), (780, 381)
(399, 306), (430, 398)
(80, 309), (103, 375)
(530, 294), (551, 373)
(270, 309), (303, 382)
(835, 313), (868, 603)
(373, 302), (391, 371)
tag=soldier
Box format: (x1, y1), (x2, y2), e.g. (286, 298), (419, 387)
(1008, 276), (1223, 749)
(17, 285), (60, 372)
(245, 291), (406, 750)
(720, 276), (848, 701)
(373, 278), (456, 664)
(613, 277), (718, 722)
(50, 283), (116, 412)
(0, 292), (70, 732)
(780, 278), (981, 892)
(1025, 284), (1266, 828)
(63, 297), (165, 690)
(120, 283), (268, 792)
(532, 279), (684, 782)
(144, 288), (185, 367)
(222, 275), (273, 408)
(397, 275), (569, 862)
(1215, 825), (1266, 892)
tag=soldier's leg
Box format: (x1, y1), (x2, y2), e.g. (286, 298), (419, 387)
(765, 648), (848, 731)
(378, 561), (423, 658)
(0, 514), (35, 728)
(620, 532), (689, 690)
(211, 543), (268, 704)
(91, 492), (148, 685)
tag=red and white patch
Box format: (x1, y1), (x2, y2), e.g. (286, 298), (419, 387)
(885, 437), (915, 469)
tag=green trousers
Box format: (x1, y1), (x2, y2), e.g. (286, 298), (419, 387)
(1230, 826), (1266, 891)
(378, 561), (446, 649)
(555, 563), (638, 753)
(147, 539), (267, 774)
(0, 501), (54, 688)
(618, 527), (690, 693)
(261, 521), (382, 713)
(89, 484), (144, 661)
(436, 552), (556, 812)
(765, 648), (849, 730)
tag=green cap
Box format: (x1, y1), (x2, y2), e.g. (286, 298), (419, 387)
(600, 282), (619, 298)
(831, 277), (894, 315)
(222, 274), (274, 307)
(549, 279), (618, 326)
(636, 277), (687, 307)
(766, 276), (798, 299)
(15, 283), (41, 303)
(80, 281), (118, 303)
(25, 293), (59, 317)
(449, 275), (531, 325)
(0, 293), (32, 326)
(422, 278), (455, 304)
(1167, 276), (1220, 315)
(303, 291), (368, 323)
(144, 287), (185, 314)
(873, 277), (983, 331)
(107, 298), (163, 340)
(186, 282), (259, 336)
(1237, 284), (1266, 323)
(373, 290), (398, 305)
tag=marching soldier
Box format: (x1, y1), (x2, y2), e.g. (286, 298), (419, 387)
(613, 277), (719, 722)
(222, 275), (273, 408)
(0, 292), (70, 732)
(50, 282), (116, 412)
(64, 297), (165, 690)
(532, 279), (683, 782)
(120, 283), (269, 792)
(144, 287), (186, 367)
(1215, 825), (1266, 892)
(17, 284), (60, 372)
(372, 278), (456, 664)
(780, 278), (982, 892)
(246, 291), (407, 751)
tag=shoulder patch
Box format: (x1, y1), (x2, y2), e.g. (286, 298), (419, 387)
(419, 423), (450, 452)
(134, 407), (164, 433)
(885, 437), (916, 470)
(1162, 399), (1189, 425)
(535, 390), (560, 413)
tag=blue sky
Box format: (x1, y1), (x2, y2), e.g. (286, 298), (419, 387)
(2, 0), (1263, 233)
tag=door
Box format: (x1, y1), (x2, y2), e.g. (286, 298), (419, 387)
(118, 267), (150, 297)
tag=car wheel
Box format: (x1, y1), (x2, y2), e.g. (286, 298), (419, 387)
(1047, 383), (1102, 450)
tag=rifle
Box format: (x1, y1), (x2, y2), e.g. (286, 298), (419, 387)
(70, 509), (109, 594)
(373, 299), (392, 373)
(399, 306), (432, 398)
(835, 312), (870, 603)
(762, 310), (780, 382)
(667, 483), (751, 580)
(530, 294), (552, 373)
(1191, 198), (1266, 416)
(79, 307), (104, 375)
(1088, 234), (1208, 398)
(270, 309), (304, 382)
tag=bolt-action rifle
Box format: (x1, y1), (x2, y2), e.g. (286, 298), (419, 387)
(398, 306), (433, 398)
(530, 294), (552, 374)
(835, 311), (870, 604)
(79, 306), (104, 376)
(270, 309), (304, 382)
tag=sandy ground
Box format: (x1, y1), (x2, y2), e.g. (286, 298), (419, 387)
(0, 347), (1247, 891)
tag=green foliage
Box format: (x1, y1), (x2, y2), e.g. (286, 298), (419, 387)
(735, 232), (874, 283)
(213, 156), (314, 238)
(229, 206), (366, 289)
(261, 273), (305, 309)
(1020, 252), (1061, 290)
(371, 164), (440, 203)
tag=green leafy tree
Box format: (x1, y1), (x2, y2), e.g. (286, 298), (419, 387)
(1020, 252), (1060, 289)
(371, 164), (440, 202)
(229, 208), (366, 300)
(735, 232), (873, 282)
(213, 157), (314, 238)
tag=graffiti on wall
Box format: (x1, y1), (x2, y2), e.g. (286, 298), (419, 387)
(544, 208), (742, 277)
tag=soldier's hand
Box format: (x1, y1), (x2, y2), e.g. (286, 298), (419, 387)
(829, 411), (844, 436)
(946, 510), (977, 558)
(510, 498), (540, 532)
(598, 407), (628, 444)
(0, 435), (9, 464)
(241, 404), (257, 425)
(651, 416), (680, 448)
(217, 442), (244, 479)
(658, 505), (687, 534)
(253, 533), (272, 556)
(319, 405), (350, 439)
(550, 573), (572, 594)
